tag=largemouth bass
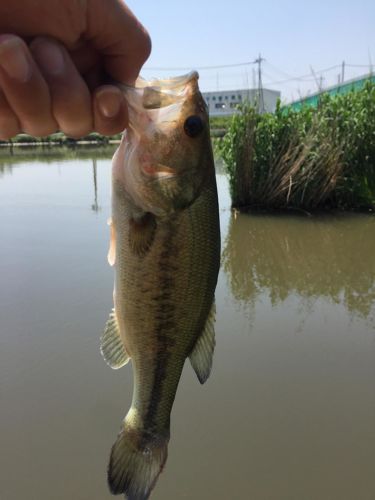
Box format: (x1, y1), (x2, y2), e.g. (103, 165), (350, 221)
(101, 71), (220, 499)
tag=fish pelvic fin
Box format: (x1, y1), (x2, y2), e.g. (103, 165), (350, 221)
(100, 309), (130, 369)
(189, 301), (216, 384)
(108, 421), (169, 500)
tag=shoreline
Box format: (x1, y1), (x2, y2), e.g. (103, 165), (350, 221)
(0, 139), (121, 148)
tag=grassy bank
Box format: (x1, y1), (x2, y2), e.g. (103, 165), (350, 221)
(0, 131), (122, 147)
(218, 81), (375, 211)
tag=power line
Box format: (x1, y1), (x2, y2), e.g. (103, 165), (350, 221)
(264, 61), (296, 80)
(143, 60), (371, 80)
(260, 64), (342, 85)
(143, 61), (257, 71)
(262, 70), (316, 86)
(142, 59), (373, 99)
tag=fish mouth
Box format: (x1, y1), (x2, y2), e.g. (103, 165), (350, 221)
(141, 163), (177, 179)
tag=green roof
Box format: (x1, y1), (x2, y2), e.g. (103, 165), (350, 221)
(285, 74), (375, 111)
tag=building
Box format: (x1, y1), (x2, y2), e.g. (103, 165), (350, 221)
(286, 73), (375, 111)
(202, 88), (281, 116)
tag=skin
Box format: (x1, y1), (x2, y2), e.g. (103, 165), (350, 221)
(0, 0), (151, 139)
(106, 75), (221, 498)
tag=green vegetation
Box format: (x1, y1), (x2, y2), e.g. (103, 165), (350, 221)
(219, 81), (375, 210)
(209, 115), (232, 137)
(1, 131), (122, 146)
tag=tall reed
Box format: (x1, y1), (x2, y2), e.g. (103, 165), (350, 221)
(219, 81), (375, 210)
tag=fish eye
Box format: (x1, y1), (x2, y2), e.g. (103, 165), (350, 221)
(184, 115), (204, 138)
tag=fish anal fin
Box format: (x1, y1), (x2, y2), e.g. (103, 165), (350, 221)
(107, 217), (116, 267)
(129, 212), (156, 257)
(189, 301), (216, 384)
(100, 309), (129, 369)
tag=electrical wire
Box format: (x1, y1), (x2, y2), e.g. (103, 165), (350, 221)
(346, 63), (372, 68)
(143, 61), (257, 71)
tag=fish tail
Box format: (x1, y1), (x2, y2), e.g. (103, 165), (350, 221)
(108, 421), (169, 500)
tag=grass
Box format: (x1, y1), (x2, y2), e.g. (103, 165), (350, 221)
(218, 80), (375, 211)
(1, 131), (122, 146)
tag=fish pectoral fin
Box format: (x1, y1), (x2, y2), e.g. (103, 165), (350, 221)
(129, 212), (156, 256)
(100, 309), (130, 369)
(189, 301), (216, 384)
(107, 217), (116, 267)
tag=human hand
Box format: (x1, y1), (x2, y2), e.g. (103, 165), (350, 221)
(0, 0), (151, 139)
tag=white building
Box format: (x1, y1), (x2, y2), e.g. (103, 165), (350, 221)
(202, 88), (281, 116)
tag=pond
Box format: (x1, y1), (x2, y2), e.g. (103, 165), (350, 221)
(0, 148), (374, 500)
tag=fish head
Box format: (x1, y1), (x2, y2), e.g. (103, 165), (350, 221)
(115, 72), (213, 216)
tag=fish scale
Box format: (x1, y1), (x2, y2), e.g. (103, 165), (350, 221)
(114, 182), (219, 427)
(101, 72), (220, 499)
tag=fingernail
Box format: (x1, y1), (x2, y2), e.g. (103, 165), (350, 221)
(97, 89), (122, 118)
(32, 40), (65, 76)
(0, 35), (31, 82)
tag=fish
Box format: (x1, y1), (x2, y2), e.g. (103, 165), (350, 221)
(101, 71), (221, 500)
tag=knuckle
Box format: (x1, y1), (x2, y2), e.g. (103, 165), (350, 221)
(54, 103), (93, 138)
(0, 33), (25, 47)
(96, 121), (123, 137)
(0, 130), (19, 140)
(22, 121), (57, 138)
(61, 124), (92, 139)
(137, 28), (152, 66)
(0, 116), (20, 139)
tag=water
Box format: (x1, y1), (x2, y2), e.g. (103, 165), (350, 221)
(0, 148), (374, 500)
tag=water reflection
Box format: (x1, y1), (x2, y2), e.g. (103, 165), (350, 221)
(223, 212), (375, 319)
(0, 163), (12, 178)
(1, 154), (375, 499)
(91, 159), (101, 212)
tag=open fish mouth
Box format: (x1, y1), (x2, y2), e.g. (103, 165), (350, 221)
(133, 71), (199, 92)
(120, 71), (200, 111)
(141, 163), (177, 179)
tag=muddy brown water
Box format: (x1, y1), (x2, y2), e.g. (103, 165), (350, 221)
(0, 149), (374, 500)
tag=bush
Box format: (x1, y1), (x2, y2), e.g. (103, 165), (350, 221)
(218, 80), (375, 210)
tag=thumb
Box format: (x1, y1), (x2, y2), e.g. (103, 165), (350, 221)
(86, 0), (151, 84)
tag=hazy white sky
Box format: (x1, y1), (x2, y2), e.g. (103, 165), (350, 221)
(126, 0), (374, 102)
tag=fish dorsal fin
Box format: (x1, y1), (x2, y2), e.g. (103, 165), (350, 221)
(129, 212), (156, 256)
(189, 301), (216, 384)
(107, 217), (116, 267)
(100, 309), (130, 369)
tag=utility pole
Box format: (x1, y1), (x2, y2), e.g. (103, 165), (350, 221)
(319, 75), (324, 91)
(341, 61), (345, 84)
(252, 68), (256, 90)
(91, 159), (100, 212)
(245, 71), (250, 100)
(310, 65), (324, 92)
(255, 53), (265, 113)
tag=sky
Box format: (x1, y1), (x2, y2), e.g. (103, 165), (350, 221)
(126, 0), (375, 103)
